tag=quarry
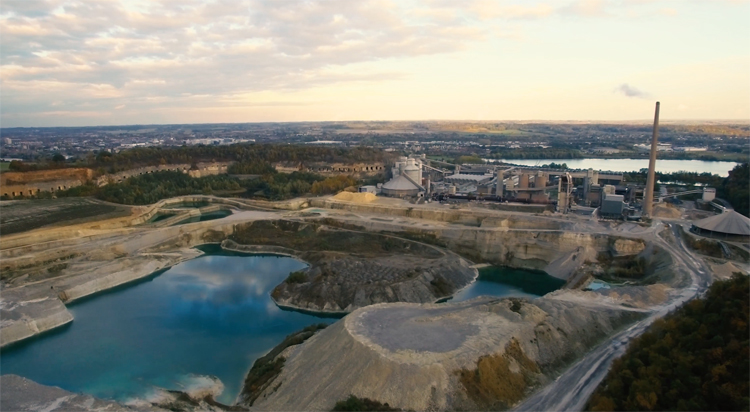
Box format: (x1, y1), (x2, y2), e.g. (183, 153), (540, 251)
(1, 180), (746, 412)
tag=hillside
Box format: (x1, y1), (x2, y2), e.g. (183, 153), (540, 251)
(587, 273), (749, 411)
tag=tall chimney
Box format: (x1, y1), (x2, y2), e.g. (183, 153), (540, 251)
(643, 101), (660, 217)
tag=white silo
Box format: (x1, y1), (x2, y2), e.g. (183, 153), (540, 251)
(404, 159), (421, 184)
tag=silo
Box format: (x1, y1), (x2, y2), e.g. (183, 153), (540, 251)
(536, 172), (547, 188)
(520, 173), (530, 189)
(404, 161), (421, 184)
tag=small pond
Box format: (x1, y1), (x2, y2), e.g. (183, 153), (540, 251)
(446, 266), (566, 302)
(169, 210), (233, 226)
(0, 245), (334, 404)
(144, 212), (176, 224)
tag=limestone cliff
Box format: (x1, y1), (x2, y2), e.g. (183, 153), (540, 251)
(270, 251), (477, 312)
(247, 294), (645, 411)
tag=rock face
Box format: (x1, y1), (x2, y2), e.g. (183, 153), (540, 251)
(271, 251), (477, 313)
(0, 375), (145, 411)
(249, 294), (646, 411)
(227, 219), (478, 313)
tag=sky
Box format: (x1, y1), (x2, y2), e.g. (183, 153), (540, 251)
(1, 0), (749, 127)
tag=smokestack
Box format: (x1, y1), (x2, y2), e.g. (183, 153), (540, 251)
(644, 101), (660, 217)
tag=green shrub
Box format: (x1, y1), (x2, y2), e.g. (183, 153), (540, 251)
(332, 395), (402, 411)
(286, 270), (308, 284)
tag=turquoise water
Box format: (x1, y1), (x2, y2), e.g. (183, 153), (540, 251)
(169, 210), (232, 226)
(0, 245), (333, 404)
(146, 212), (175, 224)
(447, 266), (566, 302)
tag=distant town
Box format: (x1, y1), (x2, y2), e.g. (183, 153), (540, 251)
(1, 121), (748, 165)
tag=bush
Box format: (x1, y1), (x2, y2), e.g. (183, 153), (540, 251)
(586, 273), (749, 411)
(332, 396), (402, 411)
(286, 270), (308, 284)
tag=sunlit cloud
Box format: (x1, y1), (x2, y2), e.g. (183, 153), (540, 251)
(0, 0), (748, 125)
(616, 83), (651, 99)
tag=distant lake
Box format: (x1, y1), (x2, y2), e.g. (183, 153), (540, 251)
(487, 159), (740, 176)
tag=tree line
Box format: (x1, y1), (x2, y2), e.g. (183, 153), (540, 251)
(622, 163), (748, 216)
(586, 273), (749, 411)
(45, 168), (360, 205)
(6, 143), (392, 175)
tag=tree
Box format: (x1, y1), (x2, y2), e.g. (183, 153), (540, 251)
(719, 163), (749, 217)
(52, 153), (66, 162)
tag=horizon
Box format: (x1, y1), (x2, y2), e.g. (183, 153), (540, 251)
(2, 0), (749, 127)
(2, 117), (750, 131)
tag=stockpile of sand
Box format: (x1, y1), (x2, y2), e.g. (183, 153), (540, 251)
(332, 191), (376, 203)
(709, 262), (744, 280)
(652, 203), (681, 219)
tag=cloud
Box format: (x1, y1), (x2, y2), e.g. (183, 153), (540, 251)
(0, 0), (487, 120)
(616, 83), (651, 99)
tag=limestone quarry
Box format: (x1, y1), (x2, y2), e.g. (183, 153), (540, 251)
(0, 193), (745, 411)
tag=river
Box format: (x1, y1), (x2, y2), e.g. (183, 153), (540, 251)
(486, 159), (739, 176)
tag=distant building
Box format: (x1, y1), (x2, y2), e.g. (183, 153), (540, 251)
(674, 147), (707, 152)
(381, 156), (424, 197)
(600, 193), (625, 219)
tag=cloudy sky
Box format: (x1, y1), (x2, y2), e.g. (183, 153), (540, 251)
(1, 0), (748, 127)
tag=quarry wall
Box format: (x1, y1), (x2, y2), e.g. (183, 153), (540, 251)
(275, 161), (387, 176)
(0, 168), (93, 198)
(0, 163), (231, 199)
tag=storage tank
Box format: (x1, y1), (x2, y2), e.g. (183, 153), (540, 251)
(536, 172), (547, 188)
(403, 161), (421, 184)
(448, 185), (457, 195)
(519, 173), (530, 189)
(702, 187), (716, 202)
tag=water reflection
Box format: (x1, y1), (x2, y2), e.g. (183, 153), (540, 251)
(0, 247), (332, 405)
(447, 266), (566, 303)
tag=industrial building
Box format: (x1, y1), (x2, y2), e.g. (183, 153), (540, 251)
(600, 192), (625, 219)
(691, 210), (750, 242)
(381, 156), (424, 197)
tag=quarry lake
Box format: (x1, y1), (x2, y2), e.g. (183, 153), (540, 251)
(0, 246), (330, 405)
(447, 266), (565, 303)
(0, 247), (563, 405)
(492, 159), (739, 176)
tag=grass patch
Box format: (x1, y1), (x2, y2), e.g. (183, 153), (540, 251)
(681, 227), (724, 258)
(597, 253), (648, 280)
(332, 396), (403, 411)
(456, 338), (540, 410)
(429, 275), (453, 297)
(286, 270), (308, 284)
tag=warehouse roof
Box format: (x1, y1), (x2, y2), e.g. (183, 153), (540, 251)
(382, 175), (420, 191)
(692, 210), (750, 236)
(445, 173), (493, 182)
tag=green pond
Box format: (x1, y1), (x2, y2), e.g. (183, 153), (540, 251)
(446, 266), (566, 302)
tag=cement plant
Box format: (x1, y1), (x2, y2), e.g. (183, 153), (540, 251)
(1, 106), (748, 411)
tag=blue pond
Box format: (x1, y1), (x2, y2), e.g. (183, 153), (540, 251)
(447, 266), (566, 302)
(0, 245), (334, 404)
